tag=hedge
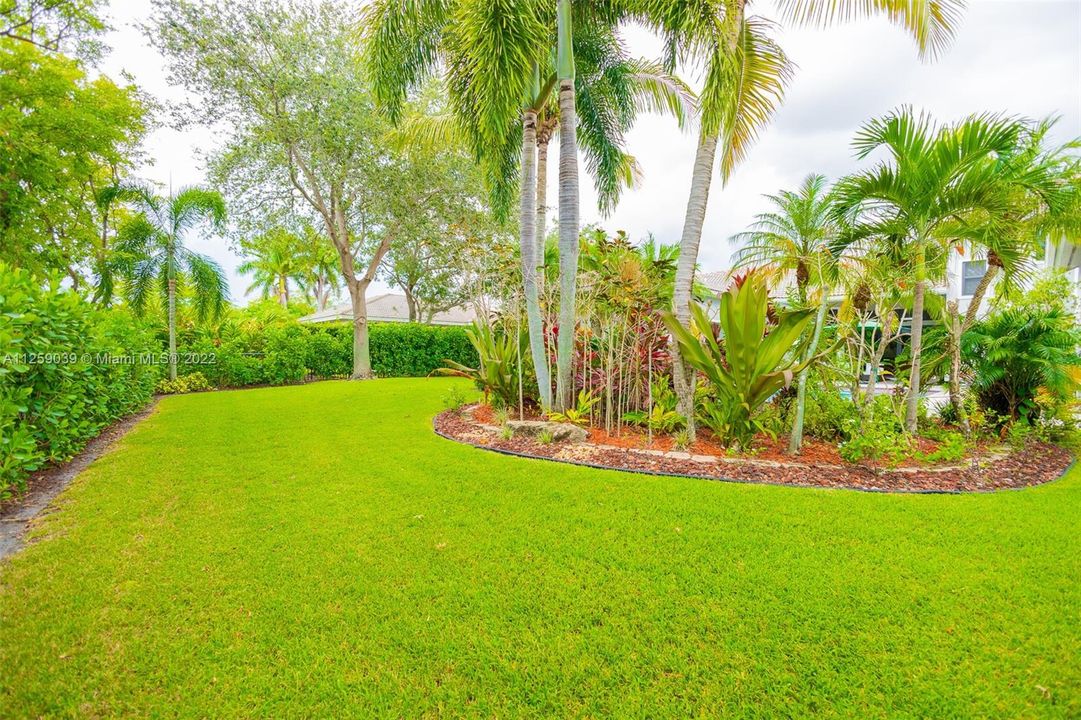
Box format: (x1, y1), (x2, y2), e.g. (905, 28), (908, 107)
(0, 265), (161, 498)
(175, 321), (478, 387)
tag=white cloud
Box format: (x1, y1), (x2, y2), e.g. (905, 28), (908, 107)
(100, 0), (1081, 303)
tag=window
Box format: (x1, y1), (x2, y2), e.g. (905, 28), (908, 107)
(962, 260), (987, 296)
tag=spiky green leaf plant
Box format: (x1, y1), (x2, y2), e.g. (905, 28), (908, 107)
(663, 273), (816, 449)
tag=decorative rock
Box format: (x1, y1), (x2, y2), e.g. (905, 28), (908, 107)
(505, 420), (588, 443)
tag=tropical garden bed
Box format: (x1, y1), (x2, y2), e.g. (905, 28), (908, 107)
(436, 404), (1074, 493)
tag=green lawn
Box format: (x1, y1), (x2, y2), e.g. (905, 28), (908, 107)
(1, 379), (1078, 718)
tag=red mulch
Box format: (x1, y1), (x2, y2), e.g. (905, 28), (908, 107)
(434, 406), (1074, 493)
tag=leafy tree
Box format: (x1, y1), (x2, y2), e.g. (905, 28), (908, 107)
(0, 39), (147, 280)
(833, 109), (1033, 433)
(115, 186), (228, 381)
(377, 86), (511, 323)
(730, 173), (838, 454)
(1, 0), (105, 58)
(295, 228), (341, 311)
(151, 0), (411, 379)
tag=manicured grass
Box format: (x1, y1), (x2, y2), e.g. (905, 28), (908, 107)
(1, 379), (1078, 718)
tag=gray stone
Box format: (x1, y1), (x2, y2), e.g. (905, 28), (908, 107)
(506, 420), (588, 443)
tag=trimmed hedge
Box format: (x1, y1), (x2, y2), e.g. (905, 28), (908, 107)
(0, 265), (161, 498)
(176, 321), (477, 387)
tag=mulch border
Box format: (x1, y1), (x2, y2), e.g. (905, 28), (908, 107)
(433, 407), (1076, 495)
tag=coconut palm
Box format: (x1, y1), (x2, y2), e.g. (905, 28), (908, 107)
(730, 173), (838, 453)
(653, 0), (963, 439)
(237, 228), (304, 307)
(832, 109), (1031, 433)
(116, 186), (228, 381)
(364, 1), (695, 410)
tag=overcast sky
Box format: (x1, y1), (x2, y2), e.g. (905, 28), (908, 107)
(99, 0), (1081, 305)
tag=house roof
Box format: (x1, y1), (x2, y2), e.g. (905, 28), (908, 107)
(298, 293), (477, 326)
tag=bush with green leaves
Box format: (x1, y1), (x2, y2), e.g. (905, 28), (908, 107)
(173, 316), (478, 388)
(963, 306), (1081, 425)
(838, 395), (909, 466)
(797, 380), (858, 442)
(622, 376), (684, 433)
(0, 265), (161, 497)
(156, 371), (213, 395)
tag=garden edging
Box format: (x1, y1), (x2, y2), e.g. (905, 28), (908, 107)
(434, 406), (1074, 494)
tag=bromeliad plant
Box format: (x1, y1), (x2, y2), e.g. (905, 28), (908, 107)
(548, 389), (600, 427)
(664, 274), (817, 450)
(437, 321), (526, 409)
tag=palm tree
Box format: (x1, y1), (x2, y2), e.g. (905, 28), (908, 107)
(730, 173), (837, 453)
(237, 228), (303, 307)
(297, 230), (342, 311)
(554, 0), (579, 412)
(364, 2), (694, 410)
(833, 109), (1029, 433)
(936, 119), (1081, 431)
(116, 186), (228, 381)
(653, 0), (963, 439)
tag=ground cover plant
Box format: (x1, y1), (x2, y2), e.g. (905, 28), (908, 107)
(2, 379), (1079, 717)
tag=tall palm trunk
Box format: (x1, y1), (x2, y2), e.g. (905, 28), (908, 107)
(554, 0), (578, 412)
(520, 107), (552, 409)
(788, 292), (829, 454)
(904, 249), (927, 433)
(945, 301), (970, 433)
(167, 276), (178, 381)
(670, 132), (720, 439)
(536, 131), (550, 283)
(945, 258), (999, 433)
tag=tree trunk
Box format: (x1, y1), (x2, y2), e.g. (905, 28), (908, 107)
(167, 276), (178, 382)
(520, 108), (552, 409)
(670, 131), (720, 440)
(554, 76), (579, 412)
(404, 286), (418, 322)
(536, 133), (549, 289)
(904, 278), (926, 433)
(850, 318), (866, 402)
(278, 276), (288, 307)
(788, 295), (829, 454)
(963, 263), (999, 331)
(946, 301), (970, 434)
(347, 280), (372, 379)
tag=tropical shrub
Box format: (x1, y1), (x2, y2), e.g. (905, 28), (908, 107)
(550, 389), (600, 426)
(0, 265), (161, 497)
(665, 275), (815, 449)
(838, 396), (910, 465)
(798, 381), (858, 442)
(622, 376), (684, 432)
(963, 307), (1081, 424)
(437, 322), (526, 408)
(157, 372), (213, 394)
